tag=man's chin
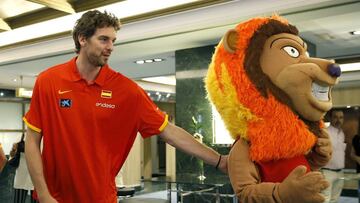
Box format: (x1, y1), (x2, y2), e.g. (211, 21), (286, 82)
(98, 61), (107, 66)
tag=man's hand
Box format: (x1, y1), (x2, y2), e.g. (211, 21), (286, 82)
(218, 155), (228, 174)
(279, 165), (329, 203)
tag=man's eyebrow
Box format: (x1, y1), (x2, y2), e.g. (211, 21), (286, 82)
(270, 37), (305, 48)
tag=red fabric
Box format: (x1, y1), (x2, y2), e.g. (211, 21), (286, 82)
(257, 155), (311, 182)
(24, 57), (167, 203)
(32, 191), (38, 200)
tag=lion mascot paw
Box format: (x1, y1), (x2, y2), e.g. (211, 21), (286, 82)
(205, 15), (340, 203)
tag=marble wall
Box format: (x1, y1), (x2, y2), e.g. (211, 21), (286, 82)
(175, 45), (230, 176)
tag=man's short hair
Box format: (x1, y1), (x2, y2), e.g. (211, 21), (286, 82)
(72, 10), (121, 53)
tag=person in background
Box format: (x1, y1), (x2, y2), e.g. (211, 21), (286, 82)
(24, 10), (227, 203)
(350, 117), (360, 203)
(0, 142), (19, 202)
(322, 109), (346, 203)
(13, 136), (36, 203)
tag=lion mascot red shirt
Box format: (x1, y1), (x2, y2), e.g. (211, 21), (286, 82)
(205, 15), (341, 203)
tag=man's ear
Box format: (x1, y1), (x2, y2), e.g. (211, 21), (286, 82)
(223, 29), (238, 53)
(78, 35), (87, 47)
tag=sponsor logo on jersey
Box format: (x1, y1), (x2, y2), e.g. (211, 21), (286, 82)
(58, 90), (72, 94)
(96, 102), (116, 109)
(60, 99), (72, 108)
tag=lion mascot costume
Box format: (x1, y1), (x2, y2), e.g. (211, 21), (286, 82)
(205, 15), (341, 203)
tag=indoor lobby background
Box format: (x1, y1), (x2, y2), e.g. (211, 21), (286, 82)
(1, 0), (360, 202)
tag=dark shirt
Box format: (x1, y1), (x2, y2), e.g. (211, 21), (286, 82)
(0, 161), (16, 202)
(352, 134), (360, 173)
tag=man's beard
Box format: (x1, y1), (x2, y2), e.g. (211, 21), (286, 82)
(89, 54), (107, 67)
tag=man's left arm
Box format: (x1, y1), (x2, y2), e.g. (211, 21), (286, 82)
(159, 122), (227, 173)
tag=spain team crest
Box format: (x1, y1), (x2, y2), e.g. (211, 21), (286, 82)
(101, 90), (112, 99)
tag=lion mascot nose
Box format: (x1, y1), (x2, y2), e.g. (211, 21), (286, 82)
(328, 63), (341, 77)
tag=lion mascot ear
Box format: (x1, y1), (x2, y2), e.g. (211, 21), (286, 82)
(223, 29), (237, 53)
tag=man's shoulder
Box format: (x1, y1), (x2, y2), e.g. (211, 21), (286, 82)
(107, 69), (139, 90)
(38, 59), (72, 79)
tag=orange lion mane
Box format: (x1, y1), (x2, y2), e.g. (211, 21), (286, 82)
(206, 15), (318, 162)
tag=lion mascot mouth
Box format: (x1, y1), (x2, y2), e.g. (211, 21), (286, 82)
(205, 15), (340, 202)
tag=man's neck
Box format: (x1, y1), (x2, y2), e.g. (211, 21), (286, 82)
(76, 55), (101, 84)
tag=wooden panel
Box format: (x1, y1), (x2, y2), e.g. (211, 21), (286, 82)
(143, 137), (152, 179)
(120, 133), (142, 187)
(27, 0), (75, 14)
(0, 18), (11, 31)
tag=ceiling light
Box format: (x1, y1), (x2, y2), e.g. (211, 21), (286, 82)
(339, 62), (360, 72)
(350, 30), (360, 35)
(135, 60), (145, 64)
(13, 78), (17, 82)
(135, 58), (165, 64)
(0, 92), (3, 96)
(141, 75), (176, 86)
(0, 0), (197, 47)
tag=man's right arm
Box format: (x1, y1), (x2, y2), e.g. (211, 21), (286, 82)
(0, 143), (7, 172)
(25, 128), (57, 203)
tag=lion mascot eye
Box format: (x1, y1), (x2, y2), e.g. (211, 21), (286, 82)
(282, 46), (300, 58)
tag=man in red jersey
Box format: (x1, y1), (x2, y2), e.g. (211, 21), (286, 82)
(24, 10), (227, 203)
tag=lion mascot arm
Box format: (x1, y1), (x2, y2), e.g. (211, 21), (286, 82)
(229, 139), (328, 203)
(306, 128), (333, 170)
(228, 139), (282, 202)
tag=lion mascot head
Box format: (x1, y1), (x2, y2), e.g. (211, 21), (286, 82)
(205, 15), (341, 162)
(205, 15), (341, 203)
